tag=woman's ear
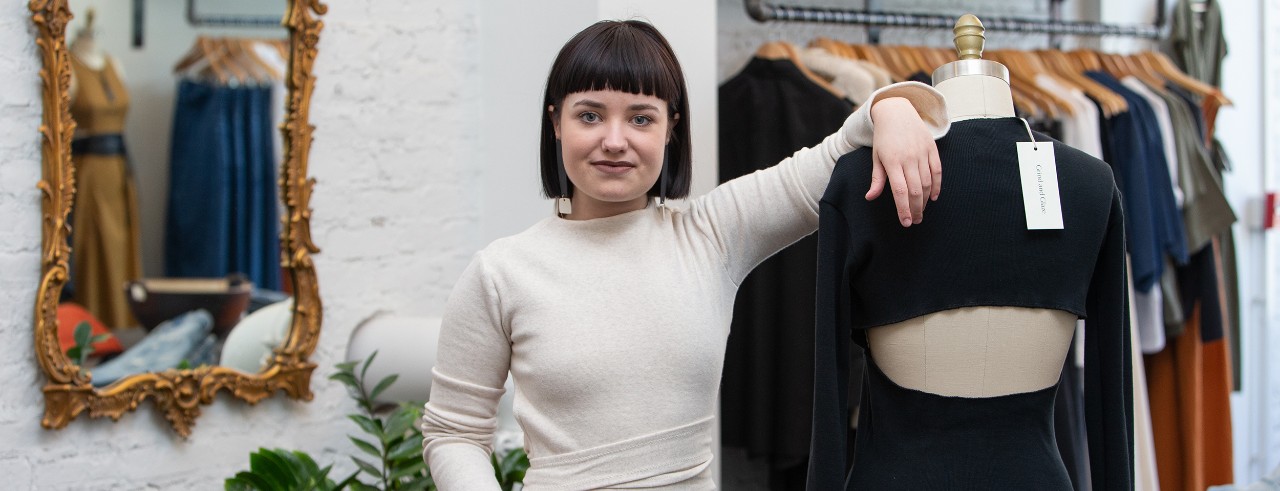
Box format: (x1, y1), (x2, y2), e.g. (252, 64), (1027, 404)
(668, 112), (681, 142)
(548, 104), (561, 139)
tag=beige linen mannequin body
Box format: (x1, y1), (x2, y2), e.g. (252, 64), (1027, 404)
(868, 17), (1075, 397)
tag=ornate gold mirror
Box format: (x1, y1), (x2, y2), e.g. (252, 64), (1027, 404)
(30, 0), (326, 437)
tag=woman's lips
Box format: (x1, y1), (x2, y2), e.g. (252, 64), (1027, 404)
(591, 160), (635, 174)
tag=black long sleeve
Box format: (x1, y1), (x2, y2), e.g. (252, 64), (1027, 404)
(1084, 187), (1136, 491)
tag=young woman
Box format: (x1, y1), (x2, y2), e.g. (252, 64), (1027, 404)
(420, 20), (949, 489)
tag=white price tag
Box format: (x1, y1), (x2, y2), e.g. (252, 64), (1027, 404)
(1016, 142), (1064, 230)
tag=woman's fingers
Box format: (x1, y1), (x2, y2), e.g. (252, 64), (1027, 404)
(866, 155), (888, 201)
(929, 144), (943, 201)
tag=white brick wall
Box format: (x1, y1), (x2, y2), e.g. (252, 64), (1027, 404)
(0, 2), (484, 488)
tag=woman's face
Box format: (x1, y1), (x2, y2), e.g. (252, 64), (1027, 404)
(552, 89), (674, 219)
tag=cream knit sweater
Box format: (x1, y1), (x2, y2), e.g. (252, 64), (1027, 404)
(420, 82), (948, 490)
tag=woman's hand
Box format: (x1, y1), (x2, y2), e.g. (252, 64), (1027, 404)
(865, 97), (942, 227)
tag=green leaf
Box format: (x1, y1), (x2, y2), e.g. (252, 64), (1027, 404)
(348, 436), (381, 459)
(223, 477), (254, 491)
(73, 322), (92, 347)
(332, 470), (362, 491)
(289, 450), (323, 476)
(351, 456), (382, 478)
(348, 482), (380, 491)
(501, 448), (530, 473)
(65, 346), (83, 364)
(360, 350), (379, 382)
(89, 333), (111, 344)
(328, 372), (359, 390)
(388, 459), (427, 481)
(387, 437), (422, 461)
(226, 470), (273, 491)
(383, 407), (415, 437)
(348, 414), (385, 441)
(250, 449), (295, 488)
(402, 474), (436, 491)
(368, 374), (399, 402)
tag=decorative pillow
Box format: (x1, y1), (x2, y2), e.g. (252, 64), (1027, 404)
(90, 310), (214, 387)
(57, 303), (124, 358)
(220, 298), (293, 374)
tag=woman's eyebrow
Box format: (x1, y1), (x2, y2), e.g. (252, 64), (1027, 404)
(571, 99), (605, 109)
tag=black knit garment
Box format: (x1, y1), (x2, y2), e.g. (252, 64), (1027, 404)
(807, 117), (1135, 491)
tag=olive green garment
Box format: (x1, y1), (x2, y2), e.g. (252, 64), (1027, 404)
(1171, 0), (1227, 87)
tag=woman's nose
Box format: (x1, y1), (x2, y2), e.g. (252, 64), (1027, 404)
(601, 123), (627, 153)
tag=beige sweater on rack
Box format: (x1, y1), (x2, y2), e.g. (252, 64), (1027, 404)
(420, 82), (948, 491)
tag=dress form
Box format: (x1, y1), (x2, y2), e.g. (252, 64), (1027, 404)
(867, 15), (1076, 397)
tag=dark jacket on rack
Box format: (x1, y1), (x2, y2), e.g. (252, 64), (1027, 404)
(718, 56), (855, 488)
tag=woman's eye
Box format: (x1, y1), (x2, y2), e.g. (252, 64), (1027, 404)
(578, 112), (601, 123)
(631, 115), (653, 126)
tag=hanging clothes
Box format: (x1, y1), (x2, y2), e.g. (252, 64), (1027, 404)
(1087, 71), (1189, 292)
(165, 80), (281, 291)
(1171, 0), (1242, 389)
(68, 55), (143, 329)
(718, 56), (854, 489)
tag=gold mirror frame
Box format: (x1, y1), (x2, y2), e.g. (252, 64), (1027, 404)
(30, 0), (327, 437)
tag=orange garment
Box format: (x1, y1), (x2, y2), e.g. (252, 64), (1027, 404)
(1146, 308), (1204, 491)
(1203, 238), (1235, 487)
(1145, 305), (1235, 491)
(69, 55), (142, 329)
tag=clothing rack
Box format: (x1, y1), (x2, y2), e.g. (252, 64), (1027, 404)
(185, 0), (282, 27)
(744, 0), (1165, 39)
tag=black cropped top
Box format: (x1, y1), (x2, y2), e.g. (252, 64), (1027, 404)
(807, 118), (1134, 490)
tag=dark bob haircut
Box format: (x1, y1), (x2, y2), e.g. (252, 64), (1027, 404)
(540, 19), (692, 200)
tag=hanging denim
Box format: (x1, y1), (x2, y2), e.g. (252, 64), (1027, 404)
(165, 80), (281, 291)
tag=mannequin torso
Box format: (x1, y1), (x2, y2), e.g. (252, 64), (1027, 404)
(868, 63), (1075, 398)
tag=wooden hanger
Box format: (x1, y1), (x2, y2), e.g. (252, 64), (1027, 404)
(1067, 49), (1104, 73)
(756, 41), (845, 99)
(216, 38), (252, 83)
(1106, 52), (1170, 95)
(849, 44), (892, 78)
(173, 36), (231, 84)
(905, 45), (938, 75)
(236, 38), (282, 82)
(1036, 49), (1128, 117)
(810, 37), (845, 58)
(173, 35), (211, 73)
(902, 45), (934, 76)
(1137, 50), (1232, 106)
(876, 45), (916, 81)
(989, 50), (1072, 118)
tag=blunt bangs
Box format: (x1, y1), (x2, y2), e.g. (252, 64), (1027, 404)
(548, 23), (683, 113)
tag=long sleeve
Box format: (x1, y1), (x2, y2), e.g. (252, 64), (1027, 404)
(1084, 187), (1135, 491)
(688, 81), (948, 284)
(420, 254), (510, 490)
(806, 203), (855, 491)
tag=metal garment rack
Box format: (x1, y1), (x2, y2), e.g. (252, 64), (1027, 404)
(744, 0), (1166, 40)
(132, 0), (281, 47)
(185, 0), (283, 27)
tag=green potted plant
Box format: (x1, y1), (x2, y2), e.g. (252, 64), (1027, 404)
(226, 351), (528, 490)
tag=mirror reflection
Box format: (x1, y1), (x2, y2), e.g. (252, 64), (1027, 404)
(61, 0), (293, 386)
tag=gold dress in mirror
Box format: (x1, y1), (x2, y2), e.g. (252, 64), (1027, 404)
(67, 54), (142, 330)
(29, 0), (328, 437)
